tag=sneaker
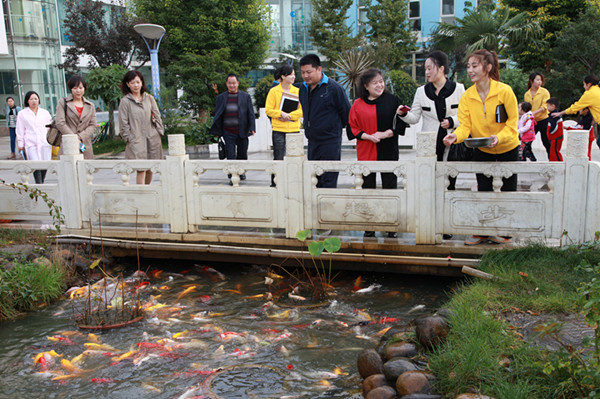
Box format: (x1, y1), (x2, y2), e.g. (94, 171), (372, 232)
(465, 235), (487, 245)
(364, 231), (375, 238)
(387, 232), (397, 238)
(488, 236), (512, 244)
(240, 174), (246, 180)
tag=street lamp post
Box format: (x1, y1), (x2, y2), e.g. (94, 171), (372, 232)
(134, 24), (166, 99)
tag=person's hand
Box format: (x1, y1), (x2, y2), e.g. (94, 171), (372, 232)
(363, 134), (380, 143)
(551, 111), (564, 118)
(279, 112), (291, 121)
(251, 131), (255, 136)
(440, 119), (450, 129)
(396, 105), (409, 115)
(442, 133), (457, 146)
(373, 130), (392, 140)
(488, 135), (498, 148)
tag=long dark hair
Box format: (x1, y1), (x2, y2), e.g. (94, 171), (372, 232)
(120, 70), (148, 95)
(527, 72), (544, 90)
(357, 68), (384, 100)
(468, 49), (500, 81)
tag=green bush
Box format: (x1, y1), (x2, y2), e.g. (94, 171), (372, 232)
(254, 74), (275, 110)
(387, 70), (418, 105)
(501, 68), (529, 101)
(184, 117), (216, 146)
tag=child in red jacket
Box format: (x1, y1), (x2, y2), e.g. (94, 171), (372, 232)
(546, 97), (564, 161)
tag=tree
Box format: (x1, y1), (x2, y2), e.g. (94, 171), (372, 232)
(547, 5), (600, 108)
(86, 65), (128, 139)
(133, 0), (270, 114)
(62, 0), (146, 71)
(502, 0), (588, 71)
(431, 7), (542, 73)
(333, 49), (374, 100)
(387, 70), (417, 105)
(309, 0), (361, 65)
(365, 0), (417, 70)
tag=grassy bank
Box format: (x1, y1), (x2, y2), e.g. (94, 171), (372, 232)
(0, 229), (69, 320)
(429, 244), (600, 398)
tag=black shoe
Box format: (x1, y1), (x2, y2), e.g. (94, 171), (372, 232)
(229, 179), (233, 186)
(240, 174), (246, 180)
(443, 234), (453, 240)
(387, 232), (397, 238)
(270, 183), (276, 188)
(364, 231), (375, 238)
(227, 174), (232, 179)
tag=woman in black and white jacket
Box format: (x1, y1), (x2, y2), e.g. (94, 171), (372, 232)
(397, 50), (465, 186)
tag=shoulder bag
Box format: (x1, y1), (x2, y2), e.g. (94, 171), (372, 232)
(46, 99), (67, 146)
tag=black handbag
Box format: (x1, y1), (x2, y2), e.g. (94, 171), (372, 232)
(218, 137), (226, 159)
(447, 142), (473, 162)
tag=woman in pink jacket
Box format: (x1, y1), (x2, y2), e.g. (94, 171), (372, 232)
(16, 91), (53, 184)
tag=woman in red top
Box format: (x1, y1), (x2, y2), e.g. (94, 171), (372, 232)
(349, 68), (406, 237)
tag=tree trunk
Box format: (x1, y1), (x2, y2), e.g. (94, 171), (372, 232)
(108, 103), (115, 140)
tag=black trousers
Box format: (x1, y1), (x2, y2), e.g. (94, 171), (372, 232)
(472, 146), (519, 192)
(535, 118), (550, 157)
(362, 172), (397, 189)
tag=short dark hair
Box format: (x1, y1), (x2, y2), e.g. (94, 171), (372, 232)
(24, 91), (40, 108)
(520, 101), (532, 112)
(6, 96), (13, 102)
(273, 67), (283, 81)
(527, 72), (545, 90)
(300, 54), (321, 68)
(226, 73), (238, 82)
(67, 75), (87, 90)
(584, 74), (599, 85)
(547, 97), (560, 108)
(120, 70), (148, 95)
(357, 68), (384, 100)
(280, 65), (294, 77)
(427, 50), (449, 76)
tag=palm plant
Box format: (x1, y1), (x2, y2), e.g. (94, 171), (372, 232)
(333, 49), (374, 100)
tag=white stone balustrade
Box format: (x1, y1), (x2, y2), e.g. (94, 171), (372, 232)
(0, 130), (597, 245)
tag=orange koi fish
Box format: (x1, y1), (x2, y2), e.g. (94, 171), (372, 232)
(177, 285), (197, 300)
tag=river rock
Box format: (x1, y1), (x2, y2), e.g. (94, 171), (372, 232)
(358, 349), (384, 378)
(383, 357), (417, 381)
(366, 385), (397, 399)
(396, 370), (436, 395)
(385, 342), (418, 360)
(455, 394), (496, 399)
(414, 315), (450, 349)
(33, 256), (52, 267)
(362, 374), (389, 396)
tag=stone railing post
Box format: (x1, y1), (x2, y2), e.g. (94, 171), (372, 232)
(283, 131), (305, 238)
(562, 129), (589, 244)
(166, 134), (189, 233)
(415, 131), (437, 244)
(58, 134), (84, 229)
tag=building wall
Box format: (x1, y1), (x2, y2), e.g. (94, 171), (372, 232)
(0, 0), (66, 114)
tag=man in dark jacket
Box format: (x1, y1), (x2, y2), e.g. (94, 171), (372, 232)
(210, 74), (256, 174)
(299, 54), (351, 188)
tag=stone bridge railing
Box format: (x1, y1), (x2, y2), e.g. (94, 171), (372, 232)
(0, 130), (596, 245)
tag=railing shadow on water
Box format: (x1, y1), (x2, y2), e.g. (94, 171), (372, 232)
(0, 130), (597, 246)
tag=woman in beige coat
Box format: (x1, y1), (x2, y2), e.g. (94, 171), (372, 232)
(55, 75), (96, 159)
(118, 70), (164, 185)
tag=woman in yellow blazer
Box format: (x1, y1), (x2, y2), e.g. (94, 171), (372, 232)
(265, 65), (303, 187)
(553, 74), (600, 124)
(524, 72), (551, 156)
(443, 49), (519, 245)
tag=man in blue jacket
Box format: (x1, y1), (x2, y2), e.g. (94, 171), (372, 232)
(5, 97), (21, 159)
(210, 74), (255, 182)
(299, 54), (351, 188)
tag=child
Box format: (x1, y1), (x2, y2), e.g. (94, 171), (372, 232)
(546, 97), (564, 161)
(576, 107), (594, 160)
(518, 101), (536, 161)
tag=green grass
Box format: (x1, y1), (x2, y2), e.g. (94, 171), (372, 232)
(0, 260), (68, 320)
(0, 229), (50, 247)
(428, 244), (600, 399)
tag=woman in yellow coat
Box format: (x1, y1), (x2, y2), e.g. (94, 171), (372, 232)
(524, 72), (551, 156)
(265, 65), (302, 187)
(443, 49), (519, 245)
(552, 74), (600, 124)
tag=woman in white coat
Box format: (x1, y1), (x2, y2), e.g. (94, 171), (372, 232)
(397, 50), (465, 190)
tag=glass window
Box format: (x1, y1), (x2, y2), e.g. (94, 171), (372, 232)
(442, 0), (454, 16)
(409, 1), (420, 18)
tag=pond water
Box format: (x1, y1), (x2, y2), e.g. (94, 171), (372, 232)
(0, 260), (455, 398)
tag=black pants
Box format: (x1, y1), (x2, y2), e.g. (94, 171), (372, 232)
(472, 146), (519, 192)
(362, 172), (397, 189)
(223, 131), (249, 160)
(535, 118), (550, 157)
(33, 170), (47, 184)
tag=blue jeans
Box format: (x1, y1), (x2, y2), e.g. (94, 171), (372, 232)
(9, 127), (15, 153)
(222, 131), (249, 160)
(307, 139), (341, 188)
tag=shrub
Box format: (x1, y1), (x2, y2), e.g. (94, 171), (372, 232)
(387, 70), (418, 105)
(254, 74), (274, 110)
(501, 68), (528, 100)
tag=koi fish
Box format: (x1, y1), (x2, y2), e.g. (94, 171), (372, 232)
(200, 266), (226, 281)
(267, 271), (284, 279)
(177, 285), (197, 300)
(288, 292), (306, 301)
(47, 336), (75, 345)
(408, 304), (425, 314)
(113, 350), (138, 361)
(264, 277), (274, 285)
(378, 317), (402, 324)
(148, 269), (163, 279)
(218, 332), (246, 341)
(221, 289), (242, 295)
(144, 303), (167, 312)
(91, 378), (118, 383)
(61, 358), (85, 374)
(135, 281), (150, 290)
(197, 295), (211, 303)
(136, 342), (166, 350)
(267, 310), (293, 319)
(352, 276), (364, 291)
(172, 330), (191, 339)
(355, 284), (381, 294)
(87, 333), (101, 343)
(33, 350), (62, 371)
(84, 343), (116, 351)
(272, 332), (292, 342)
